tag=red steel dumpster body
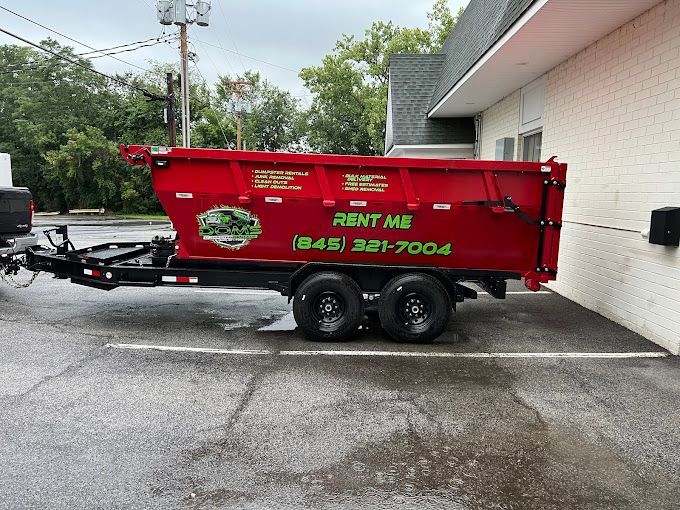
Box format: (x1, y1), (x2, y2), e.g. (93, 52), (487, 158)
(121, 146), (567, 289)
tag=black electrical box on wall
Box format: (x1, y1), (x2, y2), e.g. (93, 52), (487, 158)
(649, 207), (680, 247)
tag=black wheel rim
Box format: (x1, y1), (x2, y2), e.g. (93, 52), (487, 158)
(313, 291), (345, 324)
(398, 292), (431, 326)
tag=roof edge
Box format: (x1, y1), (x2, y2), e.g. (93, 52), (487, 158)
(428, 0), (545, 116)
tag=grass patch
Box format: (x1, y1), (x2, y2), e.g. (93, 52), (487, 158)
(119, 214), (170, 221)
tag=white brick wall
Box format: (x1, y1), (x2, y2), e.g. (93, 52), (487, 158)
(542, 0), (680, 353)
(480, 90), (520, 160)
(477, 0), (680, 353)
(543, 0), (680, 354)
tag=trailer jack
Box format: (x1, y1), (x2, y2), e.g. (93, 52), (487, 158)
(43, 226), (75, 255)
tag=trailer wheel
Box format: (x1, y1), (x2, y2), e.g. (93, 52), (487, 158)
(378, 273), (451, 343)
(293, 272), (364, 342)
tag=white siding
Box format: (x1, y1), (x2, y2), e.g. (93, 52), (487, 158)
(480, 91), (521, 160)
(542, 0), (680, 354)
(384, 78), (394, 155)
(386, 145), (475, 159)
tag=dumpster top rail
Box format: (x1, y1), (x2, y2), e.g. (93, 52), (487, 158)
(122, 145), (559, 174)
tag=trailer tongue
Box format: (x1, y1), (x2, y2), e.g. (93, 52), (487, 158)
(27, 146), (566, 343)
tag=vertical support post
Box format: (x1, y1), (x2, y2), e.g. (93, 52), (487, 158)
(236, 98), (242, 151)
(229, 161), (251, 204)
(315, 164), (336, 207)
(483, 171), (505, 213)
(399, 168), (420, 210)
(166, 72), (177, 147)
(179, 22), (191, 148)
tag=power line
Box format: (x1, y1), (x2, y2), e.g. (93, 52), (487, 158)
(0, 60), (74, 75)
(3, 80), (69, 86)
(214, 0), (246, 74)
(195, 37), (236, 79)
(194, 39), (236, 81)
(88, 36), (177, 59)
(0, 27), (165, 100)
(190, 59), (231, 148)
(0, 35), (177, 75)
(193, 38), (299, 73)
(80, 35), (176, 57)
(140, 0), (156, 11)
(0, 5), (150, 73)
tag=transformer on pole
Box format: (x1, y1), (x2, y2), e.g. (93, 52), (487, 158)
(155, 1), (212, 148)
(157, 1), (174, 25)
(224, 81), (254, 151)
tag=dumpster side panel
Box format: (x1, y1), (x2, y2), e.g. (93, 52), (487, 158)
(123, 146), (565, 281)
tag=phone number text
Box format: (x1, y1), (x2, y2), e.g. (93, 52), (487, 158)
(292, 236), (452, 256)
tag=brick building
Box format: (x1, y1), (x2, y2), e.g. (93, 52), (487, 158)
(385, 0), (680, 353)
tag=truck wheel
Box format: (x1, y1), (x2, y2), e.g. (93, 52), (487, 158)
(293, 272), (364, 342)
(378, 273), (451, 343)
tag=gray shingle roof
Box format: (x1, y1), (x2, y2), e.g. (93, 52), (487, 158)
(386, 54), (474, 153)
(429, 0), (535, 110)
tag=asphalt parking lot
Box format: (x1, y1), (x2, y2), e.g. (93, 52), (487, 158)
(1, 221), (679, 509)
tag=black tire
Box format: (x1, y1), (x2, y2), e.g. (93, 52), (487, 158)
(293, 272), (364, 342)
(378, 273), (451, 343)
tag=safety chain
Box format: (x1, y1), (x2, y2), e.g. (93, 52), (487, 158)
(0, 266), (40, 288)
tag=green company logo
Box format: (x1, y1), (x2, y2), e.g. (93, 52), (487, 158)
(197, 207), (262, 250)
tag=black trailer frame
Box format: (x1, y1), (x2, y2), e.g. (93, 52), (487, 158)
(25, 226), (519, 303)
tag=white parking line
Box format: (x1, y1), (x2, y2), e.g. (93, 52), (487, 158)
(106, 344), (271, 355)
(278, 350), (669, 358)
(106, 343), (669, 359)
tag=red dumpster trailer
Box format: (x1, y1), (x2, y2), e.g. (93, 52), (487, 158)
(27, 146), (566, 343)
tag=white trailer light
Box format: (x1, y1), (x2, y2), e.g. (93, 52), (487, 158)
(162, 276), (199, 284)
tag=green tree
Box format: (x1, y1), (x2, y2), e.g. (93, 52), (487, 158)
(195, 70), (301, 152)
(104, 65), (170, 146)
(0, 44), (171, 213)
(190, 68), (236, 149)
(240, 72), (300, 152)
(299, 0), (461, 155)
(44, 126), (127, 211)
(428, 0), (465, 51)
(0, 40), (113, 209)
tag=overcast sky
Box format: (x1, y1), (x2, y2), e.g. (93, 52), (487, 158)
(0, 0), (467, 103)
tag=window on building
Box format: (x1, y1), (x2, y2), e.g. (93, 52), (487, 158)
(522, 132), (542, 162)
(518, 76), (545, 162)
(519, 77), (545, 134)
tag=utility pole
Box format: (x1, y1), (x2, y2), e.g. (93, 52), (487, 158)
(224, 81), (254, 151)
(156, 1), (212, 148)
(166, 72), (177, 146)
(179, 23), (191, 147)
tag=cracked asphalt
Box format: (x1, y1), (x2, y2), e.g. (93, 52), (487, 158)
(1, 222), (679, 509)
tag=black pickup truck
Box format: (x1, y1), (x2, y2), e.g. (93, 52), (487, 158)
(0, 187), (39, 267)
